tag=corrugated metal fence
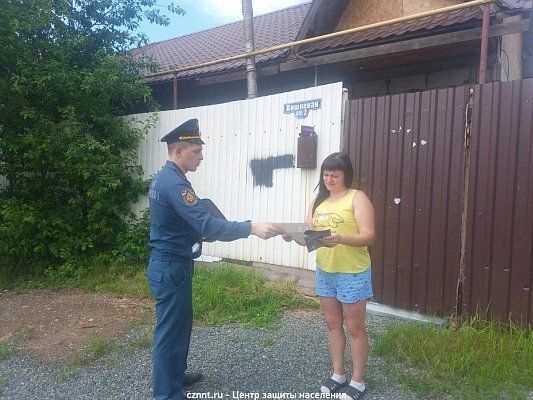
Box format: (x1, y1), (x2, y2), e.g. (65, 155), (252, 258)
(465, 79), (533, 324)
(132, 82), (344, 270)
(343, 79), (533, 323)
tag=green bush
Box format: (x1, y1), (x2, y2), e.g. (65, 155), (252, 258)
(114, 208), (151, 264)
(0, 0), (183, 272)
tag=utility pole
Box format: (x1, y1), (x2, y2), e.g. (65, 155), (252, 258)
(241, 0), (258, 98)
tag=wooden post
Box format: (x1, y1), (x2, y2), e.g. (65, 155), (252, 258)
(478, 4), (490, 84)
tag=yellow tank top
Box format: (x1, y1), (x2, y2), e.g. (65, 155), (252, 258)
(313, 189), (371, 273)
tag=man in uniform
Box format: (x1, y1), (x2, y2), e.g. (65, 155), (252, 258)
(146, 118), (281, 400)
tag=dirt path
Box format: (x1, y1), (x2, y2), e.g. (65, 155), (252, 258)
(0, 289), (152, 361)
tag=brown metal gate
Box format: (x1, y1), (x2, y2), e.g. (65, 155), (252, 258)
(343, 79), (533, 324)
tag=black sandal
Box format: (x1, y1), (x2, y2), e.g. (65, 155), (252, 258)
(345, 385), (367, 400)
(320, 378), (347, 394)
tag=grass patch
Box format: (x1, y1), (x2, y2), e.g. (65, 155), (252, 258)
(67, 332), (116, 368)
(0, 254), (151, 298)
(192, 264), (318, 326)
(1, 256), (318, 327)
(130, 334), (152, 349)
(67, 353), (93, 368)
(14, 326), (37, 341)
(0, 325), (38, 361)
(364, 375), (385, 392)
(88, 333), (116, 358)
(129, 317), (152, 329)
(374, 316), (533, 399)
(0, 341), (15, 361)
(57, 366), (77, 381)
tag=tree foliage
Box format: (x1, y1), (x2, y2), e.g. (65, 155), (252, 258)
(0, 0), (181, 269)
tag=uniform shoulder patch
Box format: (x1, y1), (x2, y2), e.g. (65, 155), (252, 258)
(181, 188), (198, 206)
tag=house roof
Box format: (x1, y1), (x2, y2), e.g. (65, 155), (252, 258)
(134, 2), (312, 83)
(137, 0), (529, 83)
(299, 7), (484, 55)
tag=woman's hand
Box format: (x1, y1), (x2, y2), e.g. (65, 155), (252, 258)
(319, 232), (341, 247)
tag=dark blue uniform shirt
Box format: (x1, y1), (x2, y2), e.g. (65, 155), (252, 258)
(149, 161), (251, 260)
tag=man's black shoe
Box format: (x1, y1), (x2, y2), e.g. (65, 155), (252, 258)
(183, 372), (204, 387)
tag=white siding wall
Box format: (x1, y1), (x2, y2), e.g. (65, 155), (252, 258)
(130, 82), (343, 270)
(0, 176), (8, 189)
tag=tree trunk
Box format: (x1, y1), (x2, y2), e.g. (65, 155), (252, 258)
(241, 0), (258, 98)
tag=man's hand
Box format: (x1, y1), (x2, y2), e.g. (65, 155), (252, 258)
(250, 223), (283, 239)
(282, 234), (293, 242)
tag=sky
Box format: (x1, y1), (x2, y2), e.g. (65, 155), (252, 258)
(137, 0), (310, 44)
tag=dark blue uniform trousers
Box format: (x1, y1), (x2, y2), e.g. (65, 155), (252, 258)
(146, 255), (194, 400)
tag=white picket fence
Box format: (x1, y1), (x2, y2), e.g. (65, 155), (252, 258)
(129, 82), (344, 270)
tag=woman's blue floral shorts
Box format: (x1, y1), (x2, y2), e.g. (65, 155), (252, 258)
(316, 266), (373, 303)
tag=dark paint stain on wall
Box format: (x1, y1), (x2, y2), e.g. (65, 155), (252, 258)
(249, 155), (294, 187)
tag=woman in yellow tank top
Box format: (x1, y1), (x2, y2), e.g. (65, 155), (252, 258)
(283, 152), (375, 399)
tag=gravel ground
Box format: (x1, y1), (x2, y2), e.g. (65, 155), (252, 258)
(0, 311), (416, 400)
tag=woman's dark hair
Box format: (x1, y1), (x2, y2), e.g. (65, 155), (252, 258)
(312, 152), (354, 215)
